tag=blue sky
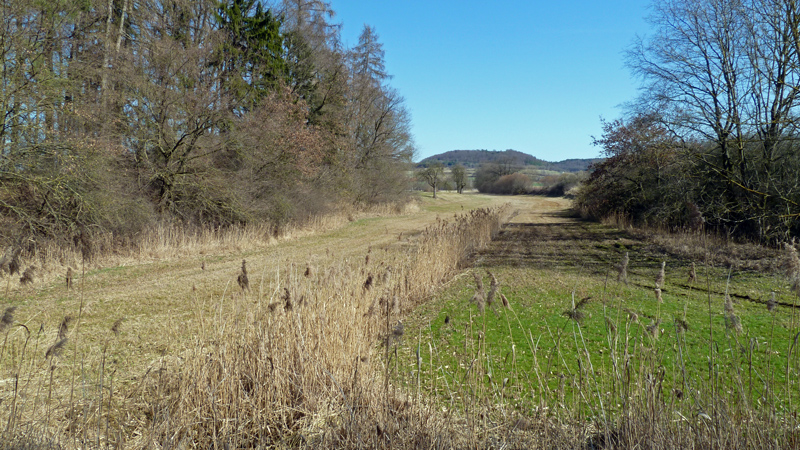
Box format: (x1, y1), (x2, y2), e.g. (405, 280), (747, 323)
(330, 1), (653, 162)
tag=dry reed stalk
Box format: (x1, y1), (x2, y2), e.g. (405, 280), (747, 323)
(237, 259), (249, 291)
(58, 315), (73, 340)
(617, 252), (629, 283)
(471, 271), (486, 313)
(363, 273), (374, 291)
(654, 288), (663, 303)
(487, 271), (499, 307)
(655, 261), (665, 288)
(675, 317), (690, 333)
(785, 242), (800, 296)
(646, 319), (661, 339)
(767, 292), (777, 312)
(724, 293), (743, 333)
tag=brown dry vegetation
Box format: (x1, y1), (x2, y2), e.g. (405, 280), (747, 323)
(0, 193), (534, 449)
(1, 193), (798, 449)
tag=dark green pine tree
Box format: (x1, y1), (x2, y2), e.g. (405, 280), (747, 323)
(215, 0), (287, 112)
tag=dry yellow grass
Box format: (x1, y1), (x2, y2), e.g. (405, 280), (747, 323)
(0, 192), (558, 448)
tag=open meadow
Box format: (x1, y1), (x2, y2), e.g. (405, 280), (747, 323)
(1, 193), (799, 449)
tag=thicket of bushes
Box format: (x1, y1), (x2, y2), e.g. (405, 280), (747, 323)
(576, 0), (800, 243)
(0, 0), (415, 251)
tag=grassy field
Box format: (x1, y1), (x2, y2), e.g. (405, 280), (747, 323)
(1, 193), (798, 449)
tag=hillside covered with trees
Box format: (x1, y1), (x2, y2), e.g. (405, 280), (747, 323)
(419, 149), (599, 172)
(0, 0), (415, 249)
(577, 0), (800, 243)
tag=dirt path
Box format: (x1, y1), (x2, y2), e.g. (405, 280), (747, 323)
(475, 196), (633, 278)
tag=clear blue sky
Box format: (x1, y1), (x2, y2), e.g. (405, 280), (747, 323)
(330, 1), (652, 162)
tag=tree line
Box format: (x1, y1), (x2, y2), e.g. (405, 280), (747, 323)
(577, 0), (800, 243)
(0, 0), (415, 246)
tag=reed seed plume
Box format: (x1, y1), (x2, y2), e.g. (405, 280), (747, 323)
(19, 266), (35, 285)
(564, 296), (591, 324)
(767, 292), (778, 312)
(0, 306), (16, 333)
(0, 246), (22, 275)
(77, 227), (93, 262)
(724, 293), (743, 333)
(237, 259), (249, 291)
(45, 338), (68, 359)
(486, 271), (499, 306)
(563, 308), (586, 324)
(646, 319), (662, 339)
(724, 293), (735, 315)
(283, 287), (293, 311)
(471, 291), (486, 313)
(784, 242), (800, 296)
(393, 320), (404, 339)
(111, 318), (124, 336)
(655, 261), (665, 288)
(575, 296), (591, 310)
(391, 296), (400, 316)
(688, 262), (697, 283)
(500, 293), (510, 309)
(363, 273), (373, 291)
(625, 308), (640, 323)
(472, 271), (485, 297)
(617, 251), (629, 283)
(65, 267), (74, 289)
(675, 317), (690, 333)
(655, 287), (663, 303)
(58, 315), (73, 340)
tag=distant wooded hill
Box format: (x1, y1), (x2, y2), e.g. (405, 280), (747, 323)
(417, 150), (601, 173)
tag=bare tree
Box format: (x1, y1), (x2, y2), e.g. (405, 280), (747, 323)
(627, 0), (800, 240)
(451, 164), (468, 194)
(419, 163), (445, 198)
